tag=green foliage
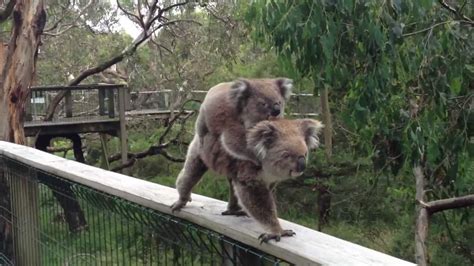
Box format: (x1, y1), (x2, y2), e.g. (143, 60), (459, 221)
(247, 0), (473, 263)
(30, 1), (473, 264)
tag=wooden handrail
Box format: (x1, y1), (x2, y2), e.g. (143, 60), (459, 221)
(0, 141), (415, 266)
(30, 84), (126, 92)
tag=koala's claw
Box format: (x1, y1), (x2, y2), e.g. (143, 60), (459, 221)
(170, 198), (190, 213)
(258, 229), (295, 244)
(221, 209), (247, 216)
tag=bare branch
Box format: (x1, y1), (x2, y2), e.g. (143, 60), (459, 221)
(438, 0), (473, 23)
(116, 0), (144, 29)
(42, 24), (77, 37)
(43, 0), (192, 121)
(110, 141), (185, 171)
(44, 0), (94, 36)
(159, 109), (195, 144)
(423, 195), (474, 214)
(403, 20), (472, 37)
(160, 1), (188, 15)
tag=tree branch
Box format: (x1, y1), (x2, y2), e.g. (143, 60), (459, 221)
(44, 0), (94, 36)
(116, 0), (144, 29)
(110, 142), (185, 172)
(108, 108), (195, 171)
(438, 0), (473, 23)
(42, 0), (191, 121)
(403, 20), (472, 37)
(159, 1), (188, 14)
(423, 194), (474, 214)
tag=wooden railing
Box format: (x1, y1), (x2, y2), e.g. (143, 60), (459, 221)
(0, 141), (415, 265)
(26, 84), (128, 123)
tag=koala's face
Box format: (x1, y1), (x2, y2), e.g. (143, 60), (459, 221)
(228, 78), (293, 127)
(247, 119), (324, 181)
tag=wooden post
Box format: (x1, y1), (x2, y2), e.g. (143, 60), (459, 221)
(124, 88), (131, 111)
(9, 163), (40, 265)
(118, 87), (128, 170)
(100, 133), (110, 170)
(320, 86), (332, 159)
(65, 90), (73, 118)
(414, 165), (429, 266)
(107, 89), (115, 118)
(98, 88), (106, 116)
(25, 91), (32, 122)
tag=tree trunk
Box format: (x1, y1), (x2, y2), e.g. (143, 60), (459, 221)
(414, 165), (429, 266)
(0, 0), (45, 262)
(320, 86), (333, 159)
(317, 86), (333, 231)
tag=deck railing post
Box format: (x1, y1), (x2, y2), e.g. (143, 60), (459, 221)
(118, 86), (128, 169)
(107, 89), (115, 118)
(9, 162), (40, 265)
(98, 88), (106, 116)
(65, 90), (73, 118)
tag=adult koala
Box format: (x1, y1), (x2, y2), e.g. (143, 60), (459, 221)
(194, 78), (293, 215)
(171, 118), (323, 242)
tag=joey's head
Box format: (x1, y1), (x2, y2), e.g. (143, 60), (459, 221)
(247, 119), (324, 180)
(228, 78), (293, 128)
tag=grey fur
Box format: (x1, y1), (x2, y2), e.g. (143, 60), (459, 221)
(171, 118), (323, 242)
(194, 78), (293, 210)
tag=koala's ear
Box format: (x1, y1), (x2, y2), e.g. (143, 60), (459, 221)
(247, 121), (278, 159)
(229, 79), (251, 113)
(299, 119), (324, 149)
(276, 78), (293, 101)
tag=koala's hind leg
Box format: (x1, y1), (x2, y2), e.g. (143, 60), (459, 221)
(221, 178), (247, 216)
(171, 139), (208, 212)
(232, 180), (295, 243)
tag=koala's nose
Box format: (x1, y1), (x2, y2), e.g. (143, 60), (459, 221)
(296, 156), (306, 172)
(271, 103), (281, 117)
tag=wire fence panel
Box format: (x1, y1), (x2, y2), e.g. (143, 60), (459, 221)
(0, 155), (289, 266)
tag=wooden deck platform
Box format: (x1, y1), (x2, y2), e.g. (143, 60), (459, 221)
(23, 110), (190, 137)
(24, 116), (120, 137)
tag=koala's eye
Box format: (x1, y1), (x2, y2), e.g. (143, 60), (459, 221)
(258, 101), (268, 108)
(282, 152), (291, 159)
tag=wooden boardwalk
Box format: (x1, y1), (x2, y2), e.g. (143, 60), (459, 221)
(24, 116), (120, 136)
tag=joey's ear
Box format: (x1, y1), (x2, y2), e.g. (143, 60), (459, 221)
(276, 78), (293, 101)
(229, 79), (251, 113)
(247, 121), (278, 159)
(299, 119), (324, 149)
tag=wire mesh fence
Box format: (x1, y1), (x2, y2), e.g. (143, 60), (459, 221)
(0, 155), (290, 265)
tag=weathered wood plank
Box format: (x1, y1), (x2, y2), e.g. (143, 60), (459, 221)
(0, 141), (415, 266)
(30, 84), (126, 92)
(23, 119), (119, 137)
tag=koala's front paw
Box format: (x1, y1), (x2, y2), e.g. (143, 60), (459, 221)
(258, 229), (295, 244)
(170, 197), (191, 213)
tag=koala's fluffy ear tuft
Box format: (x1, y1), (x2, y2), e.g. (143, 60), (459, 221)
(247, 121), (278, 159)
(299, 119), (324, 149)
(276, 78), (293, 100)
(229, 79), (251, 113)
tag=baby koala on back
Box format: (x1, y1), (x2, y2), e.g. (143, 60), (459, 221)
(196, 78), (293, 166)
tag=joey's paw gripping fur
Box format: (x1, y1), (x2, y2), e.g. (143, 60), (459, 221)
(258, 229), (295, 244)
